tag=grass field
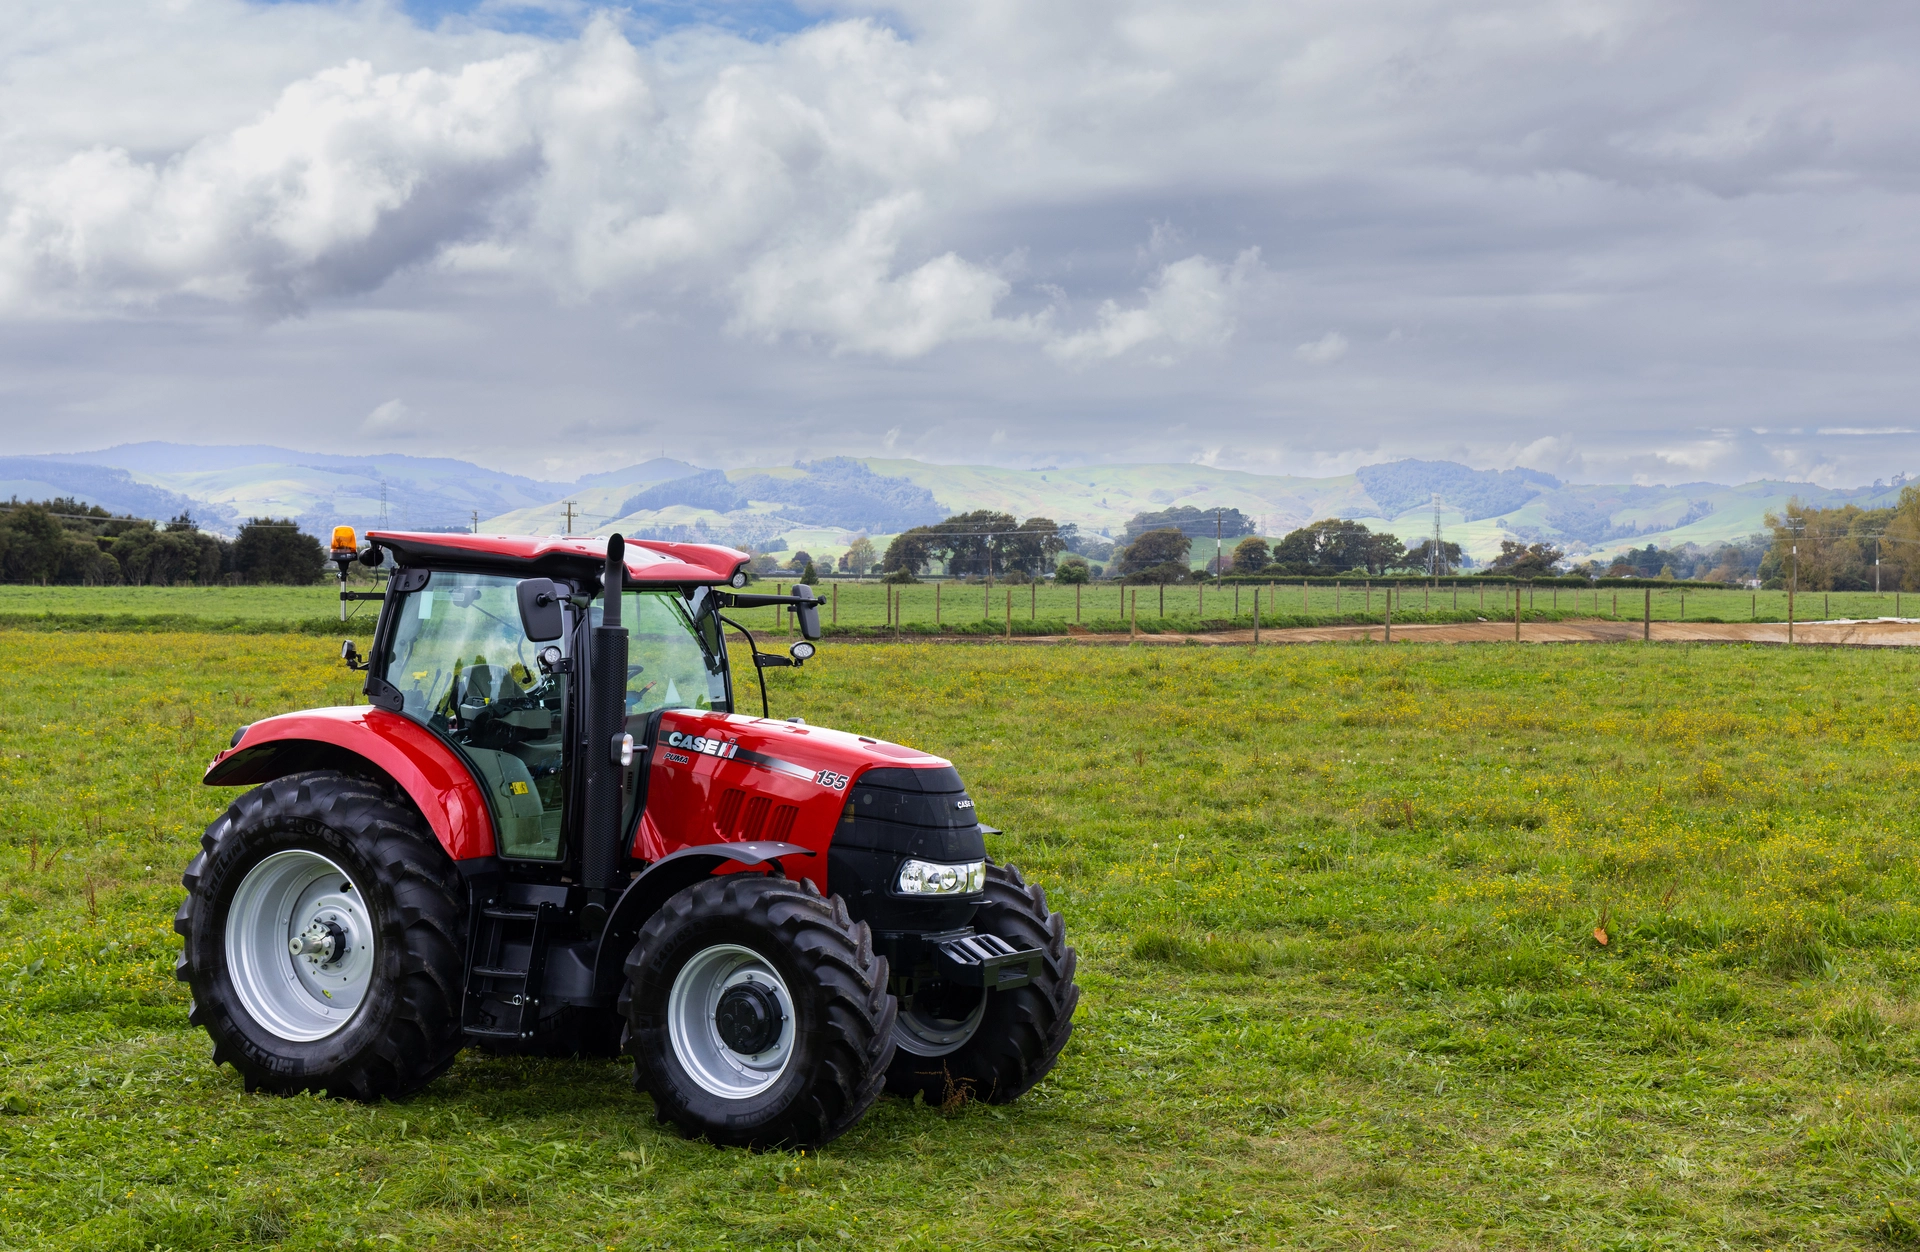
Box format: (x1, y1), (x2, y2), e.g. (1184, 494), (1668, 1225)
(3, 631), (1920, 1249)
(1, 580), (1914, 640)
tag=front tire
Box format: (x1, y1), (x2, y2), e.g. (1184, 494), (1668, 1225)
(885, 862), (1079, 1106)
(621, 874), (896, 1150)
(174, 771), (466, 1100)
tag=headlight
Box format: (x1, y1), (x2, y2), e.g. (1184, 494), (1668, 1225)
(895, 858), (986, 896)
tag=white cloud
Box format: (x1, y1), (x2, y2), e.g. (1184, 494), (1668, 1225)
(1050, 250), (1259, 364)
(363, 398), (412, 431)
(1294, 331), (1348, 364)
(728, 194), (1035, 357)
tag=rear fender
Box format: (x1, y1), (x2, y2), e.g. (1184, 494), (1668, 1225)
(591, 841), (815, 1000)
(203, 708), (496, 861)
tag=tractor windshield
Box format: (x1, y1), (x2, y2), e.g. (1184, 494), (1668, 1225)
(597, 590), (731, 719)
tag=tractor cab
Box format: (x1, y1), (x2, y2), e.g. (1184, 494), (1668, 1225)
(176, 528), (1077, 1149)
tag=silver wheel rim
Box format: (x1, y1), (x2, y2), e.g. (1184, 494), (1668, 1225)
(893, 986), (988, 1058)
(224, 850), (375, 1042)
(666, 944), (796, 1100)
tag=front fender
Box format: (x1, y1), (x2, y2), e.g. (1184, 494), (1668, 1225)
(591, 841), (815, 1000)
(204, 707), (496, 861)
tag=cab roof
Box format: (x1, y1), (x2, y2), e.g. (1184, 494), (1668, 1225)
(366, 531), (750, 586)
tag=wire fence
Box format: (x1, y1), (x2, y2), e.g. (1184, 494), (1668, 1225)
(722, 579), (1918, 638)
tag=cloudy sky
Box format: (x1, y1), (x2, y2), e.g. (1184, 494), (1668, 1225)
(3, 0), (1918, 486)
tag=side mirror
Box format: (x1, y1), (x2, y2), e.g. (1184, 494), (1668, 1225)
(794, 584), (821, 641)
(517, 578), (565, 642)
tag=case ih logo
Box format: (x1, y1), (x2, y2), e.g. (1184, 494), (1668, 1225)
(666, 732), (739, 760)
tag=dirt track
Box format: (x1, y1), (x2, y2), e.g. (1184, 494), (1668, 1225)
(936, 618), (1920, 647)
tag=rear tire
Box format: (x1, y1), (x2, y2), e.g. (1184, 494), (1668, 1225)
(174, 771), (466, 1101)
(885, 862), (1078, 1106)
(620, 874), (895, 1149)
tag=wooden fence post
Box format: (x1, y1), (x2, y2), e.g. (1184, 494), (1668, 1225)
(1514, 589), (1521, 642)
(1130, 589), (1137, 641)
(1198, 583), (1204, 619)
(831, 581), (838, 625)
(1253, 587), (1260, 645)
(1643, 587), (1651, 641)
(936, 580), (942, 628)
(1384, 585), (1393, 643)
(1031, 581), (1037, 621)
(1005, 588), (1012, 640)
(1159, 584), (1165, 619)
(1074, 583), (1080, 623)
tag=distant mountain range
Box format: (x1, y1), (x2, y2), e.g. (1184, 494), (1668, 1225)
(4, 443), (1909, 565)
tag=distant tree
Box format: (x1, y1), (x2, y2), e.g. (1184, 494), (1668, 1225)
(1762, 498), (1907, 591)
(0, 504), (65, 584)
(843, 535), (876, 576)
(1119, 528), (1192, 583)
(1008, 517), (1070, 574)
(1399, 538), (1465, 575)
(1233, 536), (1271, 574)
(111, 524), (207, 586)
(232, 519), (326, 585)
(1055, 556), (1091, 584)
(1121, 506), (1254, 545)
(927, 510), (1019, 577)
(1487, 541), (1565, 578)
(799, 560), (818, 585)
(882, 527), (937, 576)
(787, 550), (813, 572)
(750, 553), (780, 575)
(1270, 519), (1403, 575)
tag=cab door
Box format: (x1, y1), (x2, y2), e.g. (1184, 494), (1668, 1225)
(380, 571), (573, 860)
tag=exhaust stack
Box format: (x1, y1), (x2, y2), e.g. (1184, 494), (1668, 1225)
(581, 534), (629, 930)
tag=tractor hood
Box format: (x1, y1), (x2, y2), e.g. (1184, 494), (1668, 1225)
(633, 710), (976, 893)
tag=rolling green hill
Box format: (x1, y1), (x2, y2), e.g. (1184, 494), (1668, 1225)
(9, 444), (1906, 569)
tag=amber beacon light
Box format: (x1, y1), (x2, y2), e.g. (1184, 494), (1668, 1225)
(330, 526), (358, 559)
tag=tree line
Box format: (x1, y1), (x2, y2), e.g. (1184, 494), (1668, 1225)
(0, 499), (328, 585)
(1754, 488), (1920, 591)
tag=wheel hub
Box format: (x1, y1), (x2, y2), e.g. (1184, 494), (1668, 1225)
(714, 982), (784, 1055)
(666, 945), (797, 1100)
(224, 850), (376, 1042)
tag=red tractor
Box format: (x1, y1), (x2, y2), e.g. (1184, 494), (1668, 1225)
(174, 529), (1077, 1148)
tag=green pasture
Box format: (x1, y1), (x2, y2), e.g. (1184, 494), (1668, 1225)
(4, 633), (1920, 1248)
(2, 580), (1914, 641)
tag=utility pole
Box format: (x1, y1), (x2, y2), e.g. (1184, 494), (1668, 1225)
(380, 480), (388, 528)
(564, 501), (577, 535)
(1431, 493), (1442, 586)
(1784, 515), (1804, 644)
(471, 509), (479, 534)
